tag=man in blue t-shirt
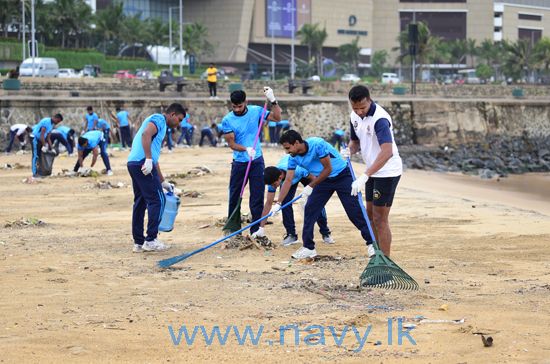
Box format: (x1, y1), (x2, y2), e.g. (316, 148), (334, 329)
(177, 112), (194, 146)
(330, 128), (346, 150)
(84, 106), (98, 131)
(254, 154), (333, 246)
(73, 130), (113, 175)
(221, 87), (281, 234)
(116, 107), (132, 148)
(50, 125), (75, 155)
(97, 118), (111, 146)
(275, 130), (375, 260)
(199, 123), (222, 147)
(30, 114), (63, 177)
(127, 103), (186, 253)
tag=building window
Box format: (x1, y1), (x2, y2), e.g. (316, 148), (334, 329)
(518, 28), (542, 46)
(400, 12), (467, 41)
(518, 13), (542, 21)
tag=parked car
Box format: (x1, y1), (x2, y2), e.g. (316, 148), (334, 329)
(19, 57), (59, 77)
(381, 72), (400, 84)
(200, 69), (229, 81)
(58, 68), (79, 78)
(113, 70), (136, 79)
(80, 64), (99, 77)
(340, 73), (361, 82)
(135, 69), (154, 80)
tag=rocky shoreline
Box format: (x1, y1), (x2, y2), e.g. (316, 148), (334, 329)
(398, 135), (550, 179)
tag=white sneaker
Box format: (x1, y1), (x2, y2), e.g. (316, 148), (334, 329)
(291, 246), (317, 259)
(322, 234), (335, 244)
(133, 244), (143, 253)
(367, 244), (375, 258)
(142, 239), (170, 252)
(281, 234), (299, 246)
(107, 170), (114, 176)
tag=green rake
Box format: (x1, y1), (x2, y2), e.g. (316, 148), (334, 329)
(346, 157), (418, 290)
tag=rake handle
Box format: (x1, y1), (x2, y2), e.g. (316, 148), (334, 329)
(158, 194), (303, 268)
(239, 102), (268, 197)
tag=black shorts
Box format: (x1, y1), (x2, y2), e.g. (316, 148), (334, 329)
(365, 175), (401, 207)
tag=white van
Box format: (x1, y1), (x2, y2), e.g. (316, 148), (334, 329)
(457, 69), (480, 84)
(19, 57), (59, 77)
(381, 72), (400, 84)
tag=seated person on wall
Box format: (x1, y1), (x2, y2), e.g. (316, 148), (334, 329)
(73, 130), (113, 176)
(5, 124), (32, 153)
(50, 125), (76, 156)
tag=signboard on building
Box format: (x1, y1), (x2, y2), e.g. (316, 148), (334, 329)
(266, 0), (311, 38)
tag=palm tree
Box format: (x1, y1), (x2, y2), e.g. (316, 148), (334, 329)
(95, 2), (125, 54)
(120, 14), (145, 57)
(313, 26), (328, 76)
(297, 23), (317, 75)
(0, 0), (20, 38)
(465, 38), (478, 67)
(478, 39), (505, 79)
(370, 50), (388, 77)
(46, 0), (91, 48)
(181, 22), (214, 67)
(393, 21), (441, 76)
(144, 17), (169, 62)
(534, 37), (550, 72)
(502, 39), (534, 81)
(337, 37), (361, 74)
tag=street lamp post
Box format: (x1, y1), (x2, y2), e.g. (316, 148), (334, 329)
(179, 0), (183, 76)
(31, 0), (35, 77)
(290, 0), (295, 80)
(168, 6), (178, 72)
(21, 0), (25, 60)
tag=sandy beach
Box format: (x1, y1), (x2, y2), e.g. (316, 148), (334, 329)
(1, 147), (549, 363)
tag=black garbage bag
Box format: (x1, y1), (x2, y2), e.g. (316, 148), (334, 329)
(37, 150), (56, 176)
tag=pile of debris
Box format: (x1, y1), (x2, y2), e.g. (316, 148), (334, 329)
(5, 217), (46, 228)
(94, 181), (127, 190)
(2, 163), (27, 170)
(223, 234), (276, 250)
(187, 166), (212, 176)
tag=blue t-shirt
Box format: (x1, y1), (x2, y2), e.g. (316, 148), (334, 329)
(268, 121), (277, 127)
(180, 115), (192, 130)
(32, 118), (53, 139)
(52, 125), (71, 140)
(97, 118), (110, 130)
(221, 105), (269, 162)
(278, 120), (290, 127)
(287, 137), (346, 178)
(85, 112), (99, 131)
(128, 114), (167, 164)
(78, 130), (103, 151)
(117, 110), (129, 127)
(267, 155), (310, 193)
(334, 129), (345, 136)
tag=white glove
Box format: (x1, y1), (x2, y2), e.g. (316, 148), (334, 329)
(141, 158), (153, 175)
(41, 145), (49, 153)
(270, 202), (282, 216)
(246, 147), (256, 159)
(263, 86), (276, 103)
(302, 185), (313, 199)
(351, 173), (369, 196)
(251, 227), (266, 238)
(340, 147), (351, 159)
(77, 167), (85, 174)
(162, 181), (174, 193)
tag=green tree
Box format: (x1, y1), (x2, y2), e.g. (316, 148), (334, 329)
(534, 37), (550, 72)
(466, 38), (478, 67)
(475, 63), (493, 82)
(94, 2), (125, 54)
(502, 39), (534, 81)
(120, 14), (146, 57)
(181, 22), (213, 67)
(393, 21), (441, 75)
(297, 23), (327, 76)
(297, 23), (317, 75)
(0, 0), (20, 38)
(144, 17), (169, 62)
(45, 0), (92, 48)
(478, 39), (505, 79)
(337, 37), (360, 74)
(370, 50), (388, 77)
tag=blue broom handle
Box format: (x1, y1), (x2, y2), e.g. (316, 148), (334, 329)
(170, 194), (303, 262)
(343, 145), (378, 247)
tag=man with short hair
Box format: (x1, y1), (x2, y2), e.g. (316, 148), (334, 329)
(84, 106), (98, 131)
(127, 103), (186, 253)
(254, 154), (333, 246)
(50, 125), (75, 155)
(116, 106), (132, 148)
(97, 118), (111, 146)
(73, 130), (113, 176)
(221, 88), (281, 234)
(177, 111), (194, 146)
(276, 130), (375, 260)
(199, 123), (221, 147)
(206, 63), (218, 99)
(344, 85), (403, 257)
(5, 124), (32, 153)
(31, 114), (63, 177)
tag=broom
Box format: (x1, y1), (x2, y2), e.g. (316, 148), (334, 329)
(223, 103), (268, 233)
(158, 194), (303, 268)
(346, 156), (418, 290)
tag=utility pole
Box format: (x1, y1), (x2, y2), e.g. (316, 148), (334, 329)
(22, 0), (25, 60)
(169, 6), (177, 72)
(290, 0), (295, 79)
(179, 0), (183, 76)
(31, 0), (35, 77)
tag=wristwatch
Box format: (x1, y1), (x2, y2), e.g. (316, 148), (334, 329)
(271, 101), (278, 105)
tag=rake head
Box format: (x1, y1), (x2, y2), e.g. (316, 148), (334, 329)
(223, 199), (242, 233)
(360, 249), (419, 290)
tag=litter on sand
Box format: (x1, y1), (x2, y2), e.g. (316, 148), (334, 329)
(5, 217), (46, 228)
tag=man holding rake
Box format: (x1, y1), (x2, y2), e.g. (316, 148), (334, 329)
(221, 88), (281, 235)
